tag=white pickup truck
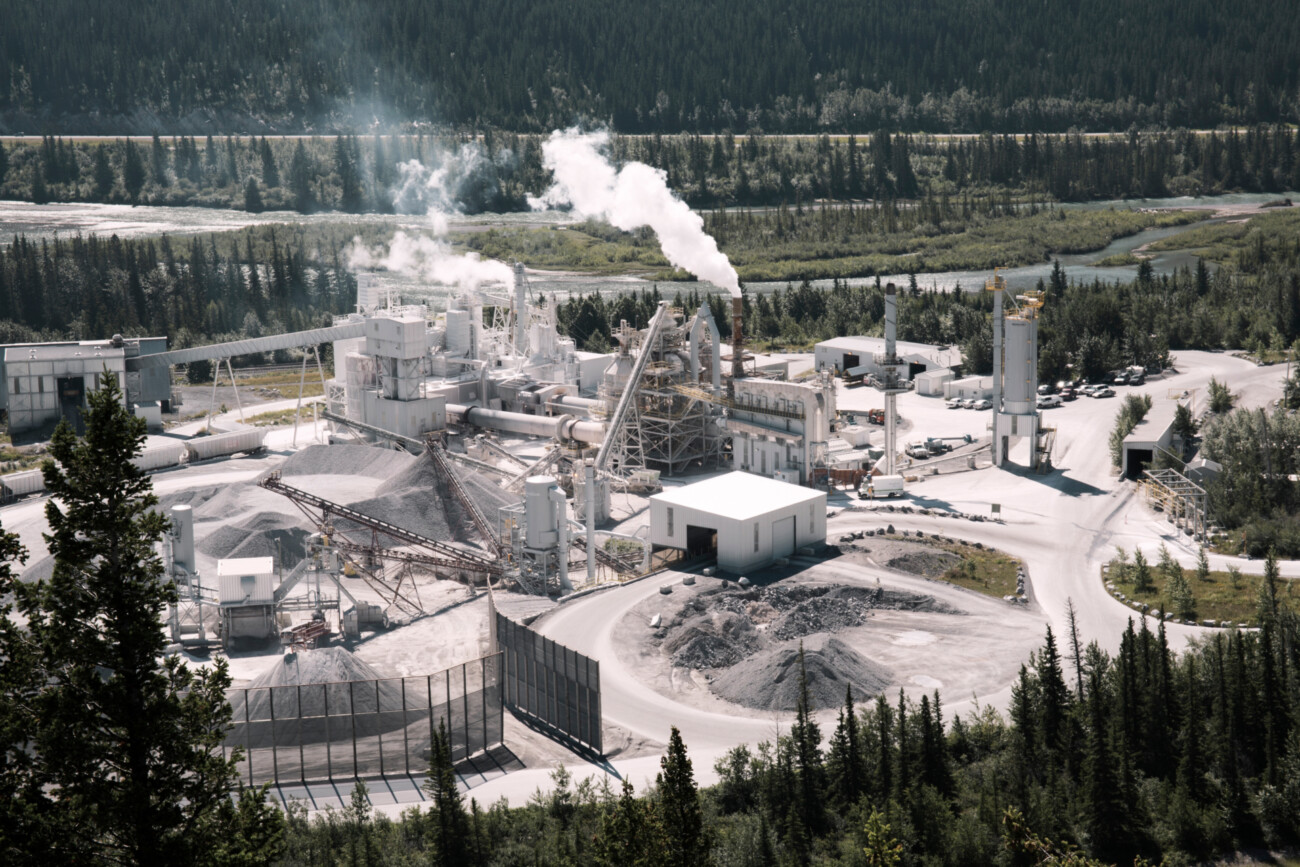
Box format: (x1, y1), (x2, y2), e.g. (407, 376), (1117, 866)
(859, 474), (905, 499)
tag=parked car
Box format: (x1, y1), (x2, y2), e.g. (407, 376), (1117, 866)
(1060, 387), (1077, 401)
(960, 398), (976, 409)
(972, 398), (992, 410)
(1036, 394), (1063, 408)
(1079, 384), (1100, 396)
(946, 398), (963, 409)
(1112, 372), (1129, 385)
(1092, 387), (1115, 398)
(1037, 383), (1054, 395)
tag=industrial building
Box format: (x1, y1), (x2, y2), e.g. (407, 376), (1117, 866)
(1, 336), (171, 434)
(1121, 401), (1180, 478)
(813, 336), (956, 380)
(649, 472), (827, 574)
(986, 273), (1053, 470)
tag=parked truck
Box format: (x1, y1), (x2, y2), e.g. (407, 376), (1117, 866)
(859, 474), (905, 499)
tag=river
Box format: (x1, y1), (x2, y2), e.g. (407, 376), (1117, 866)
(1, 192), (1294, 300)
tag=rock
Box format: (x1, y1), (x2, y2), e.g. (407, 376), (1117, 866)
(649, 613), (662, 628)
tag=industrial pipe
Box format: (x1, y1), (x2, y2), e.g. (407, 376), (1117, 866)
(585, 461), (597, 582)
(447, 403), (606, 444)
(554, 395), (603, 411)
(549, 484), (573, 593)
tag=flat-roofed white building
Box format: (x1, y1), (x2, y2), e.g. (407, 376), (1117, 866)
(649, 472), (827, 574)
(814, 336), (959, 381)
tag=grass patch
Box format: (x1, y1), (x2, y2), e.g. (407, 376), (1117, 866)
(936, 540), (1022, 598)
(1093, 252), (1141, 267)
(1142, 207), (1300, 267)
(245, 406), (319, 427)
(449, 207), (1209, 283)
(1101, 550), (1298, 626)
(878, 533), (1021, 598)
(188, 370), (327, 399)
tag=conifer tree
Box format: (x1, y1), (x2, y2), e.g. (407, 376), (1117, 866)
(92, 144), (114, 199)
(826, 684), (865, 808)
(425, 720), (471, 866)
(122, 139), (146, 203)
(3, 376), (264, 864)
(657, 726), (707, 867)
(592, 779), (663, 867)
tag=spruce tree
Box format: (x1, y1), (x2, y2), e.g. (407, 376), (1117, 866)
(657, 726), (707, 867)
(826, 684), (865, 808)
(424, 720), (471, 866)
(5, 376), (263, 864)
(122, 139), (146, 203)
(92, 144), (114, 200)
(592, 779), (663, 867)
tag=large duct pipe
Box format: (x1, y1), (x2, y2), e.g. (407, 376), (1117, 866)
(513, 263), (527, 355)
(731, 296), (745, 381)
(553, 395), (603, 411)
(448, 403), (605, 443)
(585, 461), (597, 582)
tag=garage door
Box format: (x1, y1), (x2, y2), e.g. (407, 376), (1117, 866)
(772, 516), (796, 559)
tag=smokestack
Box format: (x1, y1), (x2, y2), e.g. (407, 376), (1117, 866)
(513, 262), (527, 355)
(731, 296), (745, 381)
(884, 283), (897, 362)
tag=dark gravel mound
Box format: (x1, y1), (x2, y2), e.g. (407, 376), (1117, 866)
(712, 635), (891, 712)
(198, 511), (312, 562)
(885, 550), (962, 579)
(279, 444), (416, 479)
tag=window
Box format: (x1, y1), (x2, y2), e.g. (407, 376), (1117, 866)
(754, 523), (759, 552)
(11, 378), (18, 395)
(1011, 416), (1018, 435)
(666, 507), (674, 536)
(37, 377), (44, 393)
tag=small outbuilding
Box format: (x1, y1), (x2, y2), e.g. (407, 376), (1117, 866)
(913, 368), (955, 396)
(649, 471), (827, 574)
(1122, 401), (1180, 479)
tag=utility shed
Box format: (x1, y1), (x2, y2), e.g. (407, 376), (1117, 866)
(1122, 401), (1180, 479)
(649, 472), (827, 574)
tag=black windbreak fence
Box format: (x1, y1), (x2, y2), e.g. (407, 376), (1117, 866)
(495, 612), (602, 756)
(223, 653), (503, 786)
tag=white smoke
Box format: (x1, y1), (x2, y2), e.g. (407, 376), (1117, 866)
(533, 128), (741, 297)
(347, 232), (513, 293)
(352, 142), (515, 293)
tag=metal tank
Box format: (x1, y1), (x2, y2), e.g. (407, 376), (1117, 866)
(525, 476), (560, 549)
(1003, 317), (1036, 414)
(171, 504), (195, 573)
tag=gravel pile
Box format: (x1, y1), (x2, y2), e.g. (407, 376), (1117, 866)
(198, 511), (311, 562)
(228, 647), (408, 743)
(664, 611), (761, 669)
(885, 550), (962, 579)
(280, 444), (416, 480)
(711, 635), (891, 712)
(769, 590), (876, 641)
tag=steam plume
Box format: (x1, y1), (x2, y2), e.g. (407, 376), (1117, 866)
(533, 129), (740, 297)
(347, 233), (512, 292)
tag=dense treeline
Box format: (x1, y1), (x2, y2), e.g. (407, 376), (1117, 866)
(558, 231), (1300, 385)
(3, 127), (1300, 215)
(0, 228), (357, 351)
(271, 587), (1300, 865)
(2, 0), (1300, 133)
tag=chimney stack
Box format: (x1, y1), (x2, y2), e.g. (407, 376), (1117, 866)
(731, 296), (745, 381)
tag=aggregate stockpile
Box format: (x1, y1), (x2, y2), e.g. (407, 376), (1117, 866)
(656, 581), (957, 712)
(160, 444), (513, 562)
(227, 646), (408, 747)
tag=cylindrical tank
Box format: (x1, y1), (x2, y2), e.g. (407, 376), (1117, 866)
(356, 272), (379, 313)
(171, 504), (195, 573)
(884, 282), (897, 358)
(525, 476), (560, 549)
(1003, 317), (1034, 413)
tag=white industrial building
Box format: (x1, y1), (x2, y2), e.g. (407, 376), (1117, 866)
(814, 336), (957, 380)
(944, 376), (994, 401)
(727, 374), (836, 485)
(913, 368), (954, 396)
(1, 336), (172, 434)
(649, 472), (827, 574)
(1121, 401), (1180, 479)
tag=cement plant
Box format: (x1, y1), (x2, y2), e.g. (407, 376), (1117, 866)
(0, 159), (1291, 815)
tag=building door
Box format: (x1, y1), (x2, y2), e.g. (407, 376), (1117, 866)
(685, 525), (718, 559)
(57, 376), (85, 435)
(841, 353), (860, 372)
(772, 516), (796, 559)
